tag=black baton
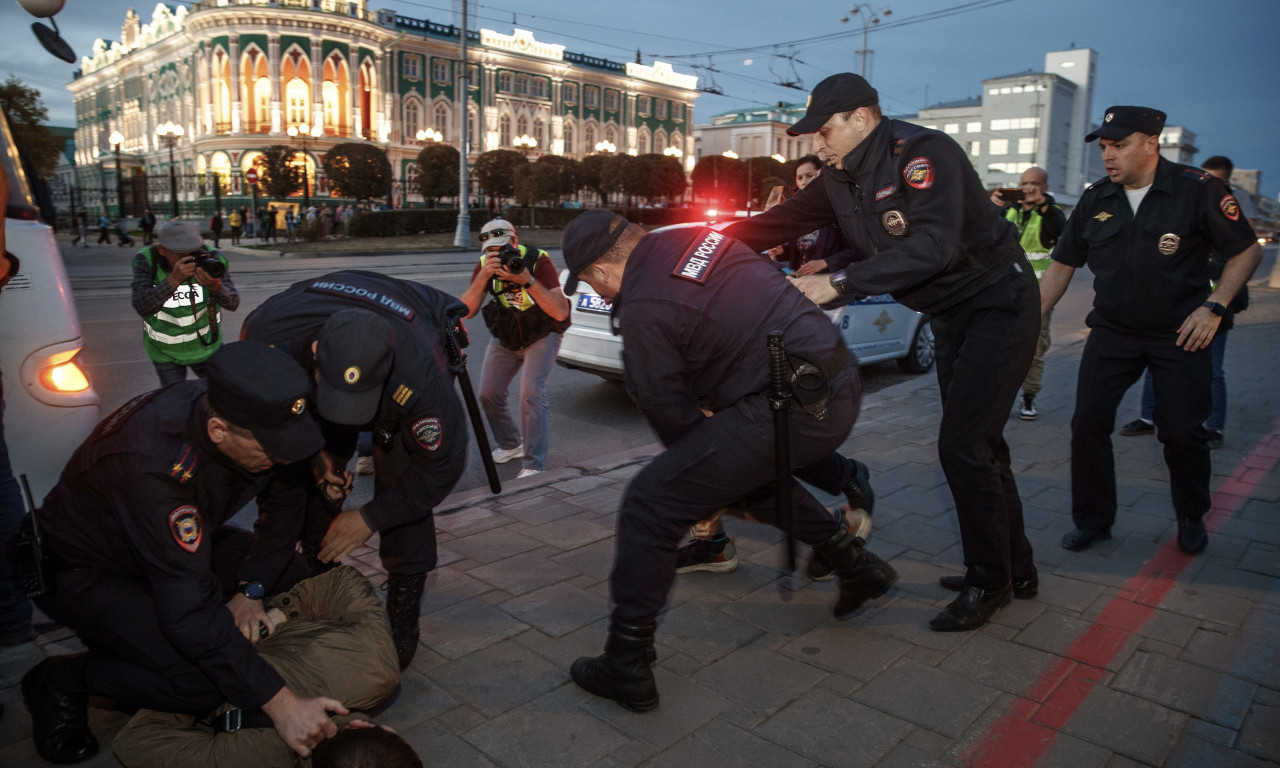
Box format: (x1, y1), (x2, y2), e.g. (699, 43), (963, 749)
(767, 331), (796, 576)
(444, 314), (502, 495)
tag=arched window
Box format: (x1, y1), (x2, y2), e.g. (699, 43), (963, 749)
(584, 122), (596, 151)
(499, 114), (512, 147)
(433, 102), (450, 140)
(637, 126), (651, 154)
(404, 100), (421, 139)
(515, 114), (528, 140)
(534, 117), (545, 148)
(563, 120), (575, 154)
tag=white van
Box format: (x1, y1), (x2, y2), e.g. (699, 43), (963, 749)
(1, 111), (99, 502)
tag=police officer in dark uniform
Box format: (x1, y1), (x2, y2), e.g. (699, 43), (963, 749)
(241, 270), (469, 671)
(1041, 106), (1261, 554)
(20, 341), (342, 765)
(561, 210), (898, 712)
(724, 73), (1041, 632)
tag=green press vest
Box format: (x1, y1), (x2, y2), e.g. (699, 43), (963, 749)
(140, 246), (225, 365)
(1005, 206), (1053, 278)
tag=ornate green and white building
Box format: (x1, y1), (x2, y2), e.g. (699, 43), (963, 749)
(67, 1), (699, 215)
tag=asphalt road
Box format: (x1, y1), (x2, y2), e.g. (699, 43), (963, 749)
(60, 236), (1101, 495)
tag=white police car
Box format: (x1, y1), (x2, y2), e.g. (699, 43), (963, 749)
(0, 110), (100, 502)
(555, 225), (934, 380)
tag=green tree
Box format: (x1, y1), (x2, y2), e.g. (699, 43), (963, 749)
(253, 144), (303, 201)
(0, 77), (64, 178)
(600, 154), (637, 206)
(513, 163), (557, 207)
(630, 154), (686, 205)
(473, 149), (528, 205)
(415, 142), (460, 204)
(321, 142), (392, 200)
(578, 154), (609, 201)
(691, 155), (746, 206)
(746, 156), (788, 207)
(533, 155), (581, 203)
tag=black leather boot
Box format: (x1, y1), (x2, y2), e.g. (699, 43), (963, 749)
(385, 572), (426, 671)
(22, 656), (99, 764)
(814, 528), (898, 619)
(570, 617), (659, 712)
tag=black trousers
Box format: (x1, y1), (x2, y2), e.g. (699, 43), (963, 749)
(1070, 325), (1212, 530)
(611, 379), (860, 621)
(35, 529), (307, 715)
(930, 266), (1039, 590)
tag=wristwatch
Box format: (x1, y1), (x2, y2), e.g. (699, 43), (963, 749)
(240, 581), (265, 600)
(1201, 301), (1226, 317)
(828, 270), (857, 296)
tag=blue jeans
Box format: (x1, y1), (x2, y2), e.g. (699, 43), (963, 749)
(1139, 327), (1227, 431)
(478, 333), (561, 471)
(0, 371), (33, 633)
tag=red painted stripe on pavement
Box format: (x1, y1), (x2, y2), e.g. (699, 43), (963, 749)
(965, 416), (1280, 767)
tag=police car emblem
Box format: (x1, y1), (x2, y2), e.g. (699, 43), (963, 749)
(168, 506), (202, 553)
(1220, 195), (1241, 222)
(344, 366), (360, 384)
(412, 416), (443, 451)
(291, 398), (306, 415)
(882, 210), (907, 236)
(1158, 233), (1180, 255)
(903, 157), (934, 189)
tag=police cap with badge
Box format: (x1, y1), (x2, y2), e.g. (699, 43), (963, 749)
(314, 308), (396, 426)
(1085, 105), (1166, 143)
(206, 341), (325, 463)
(786, 72), (879, 136)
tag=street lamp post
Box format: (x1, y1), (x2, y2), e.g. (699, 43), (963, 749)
(288, 122), (323, 211)
(109, 130), (124, 218)
(513, 134), (537, 155)
(155, 120), (184, 218)
(841, 5), (891, 78)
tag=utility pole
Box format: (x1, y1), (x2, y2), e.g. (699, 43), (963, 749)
(453, 0), (471, 248)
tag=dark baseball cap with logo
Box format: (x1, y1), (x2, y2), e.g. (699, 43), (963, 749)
(314, 308), (395, 426)
(206, 341), (325, 463)
(1085, 106), (1167, 143)
(560, 209), (631, 294)
(787, 73), (880, 136)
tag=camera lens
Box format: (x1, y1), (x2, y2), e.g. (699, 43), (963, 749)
(198, 256), (226, 278)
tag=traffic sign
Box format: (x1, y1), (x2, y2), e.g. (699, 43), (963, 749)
(245, 168), (259, 184)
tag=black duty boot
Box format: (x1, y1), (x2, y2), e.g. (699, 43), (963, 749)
(814, 528), (898, 619)
(22, 656), (99, 764)
(385, 572), (426, 671)
(842, 459), (876, 518)
(570, 617), (659, 712)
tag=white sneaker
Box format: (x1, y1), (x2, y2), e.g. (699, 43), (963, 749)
(491, 444), (523, 463)
(516, 468), (542, 479)
(355, 456), (375, 475)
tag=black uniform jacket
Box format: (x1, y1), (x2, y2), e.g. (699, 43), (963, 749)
(40, 382), (306, 709)
(241, 270), (468, 532)
(617, 226), (854, 446)
(725, 119), (1026, 314)
(1052, 158), (1259, 335)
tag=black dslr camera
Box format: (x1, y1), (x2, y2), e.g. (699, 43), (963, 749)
(496, 243), (526, 274)
(194, 251), (226, 279)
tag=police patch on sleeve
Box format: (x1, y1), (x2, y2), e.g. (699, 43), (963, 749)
(903, 157), (935, 190)
(672, 228), (730, 284)
(412, 416), (443, 451)
(1220, 194), (1241, 222)
(168, 506), (203, 553)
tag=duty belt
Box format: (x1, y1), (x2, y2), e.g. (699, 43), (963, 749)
(213, 707), (274, 733)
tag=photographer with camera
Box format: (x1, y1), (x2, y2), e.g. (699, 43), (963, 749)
(131, 220), (240, 386)
(460, 219), (570, 479)
(990, 167), (1065, 421)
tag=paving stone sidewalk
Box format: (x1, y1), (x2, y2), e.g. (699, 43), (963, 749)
(3, 280), (1278, 767)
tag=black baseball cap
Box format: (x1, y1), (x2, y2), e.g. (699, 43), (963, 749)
(561, 210), (630, 294)
(206, 341), (324, 463)
(315, 309), (396, 425)
(1085, 106), (1167, 143)
(788, 73), (879, 136)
